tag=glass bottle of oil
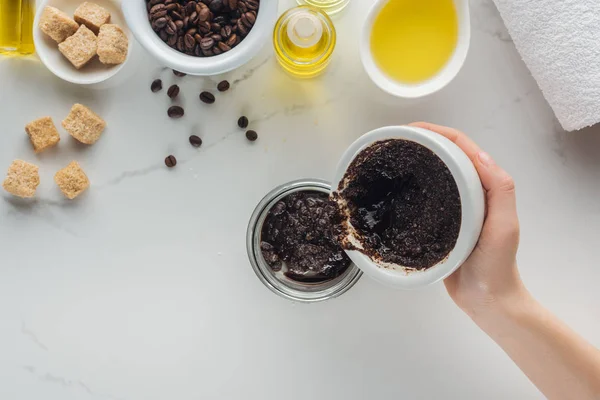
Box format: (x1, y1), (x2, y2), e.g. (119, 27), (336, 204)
(0, 0), (36, 56)
(296, 0), (350, 16)
(273, 6), (336, 79)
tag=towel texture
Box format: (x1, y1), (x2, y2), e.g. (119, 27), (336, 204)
(492, 0), (600, 131)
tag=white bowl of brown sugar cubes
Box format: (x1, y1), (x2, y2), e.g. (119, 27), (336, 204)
(34, 0), (132, 84)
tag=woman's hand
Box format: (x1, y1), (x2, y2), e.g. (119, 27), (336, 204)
(409, 122), (525, 318)
(411, 123), (600, 399)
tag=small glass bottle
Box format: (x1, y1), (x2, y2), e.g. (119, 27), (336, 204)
(0, 0), (36, 56)
(296, 0), (350, 16)
(273, 6), (336, 79)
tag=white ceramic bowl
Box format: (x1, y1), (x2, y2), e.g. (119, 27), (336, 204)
(34, 0), (133, 85)
(122, 0), (278, 75)
(359, 0), (471, 99)
(332, 126), (485, 290)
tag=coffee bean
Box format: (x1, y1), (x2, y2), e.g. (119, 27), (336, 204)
(167, 84), (180, 99)
(211, 22), (221, 32)
(212, 46), (222, 55)
(150, 4), (165, 14)
(200, 37), (214, 50)
(173, 12), (183, 21)
(245, 11), (256, 25)
(167, 34), (177, 46)
(199, 91), (215, 104)
(168, 105), (184, 118)
(226, 34), (237, 47)
(165, 155), (177, 167)
(241, 13), (252, 28)
(151, 79), (163, 92)
(246, 130), (258, 141)
(173, 70), (186, 77)
(152, 10), (168, 19)
(184, 33), (195, 50)
(218, 41), (231, 52)
(238, 116), (249, 128)
(217, 80), (230, 92)
(211, 34), (222, 42)
(189, 135), (203, 147)
(228, 0), (238, 9)
(198, 21), (211, 34)
(154, 17), (168, 28)
(209, 0), (223, 12)
(221, 25), (232, 38)
(237, 19), (248, 36)
(199, 7), (210, 21)
(246, 0), (259, 10)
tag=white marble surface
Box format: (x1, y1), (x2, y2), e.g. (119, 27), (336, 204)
(1, 0), (600, 398)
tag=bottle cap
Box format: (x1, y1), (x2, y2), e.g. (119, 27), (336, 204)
(287, 11), (323, 48)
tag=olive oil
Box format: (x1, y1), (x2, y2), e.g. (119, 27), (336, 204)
(0, 0), (35, 56)
(370, 0), (458, 83)
(273, 6), (336, 78)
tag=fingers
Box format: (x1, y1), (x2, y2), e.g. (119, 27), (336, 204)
(475, 152), (519, 241)
(409, 122), (482, 163)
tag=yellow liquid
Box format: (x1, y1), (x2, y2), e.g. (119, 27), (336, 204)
(0, 0), (35, 56)
(370, 0), (458, 83)
(273, 7), (336, 78)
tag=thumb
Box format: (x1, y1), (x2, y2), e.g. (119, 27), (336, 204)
(475, 152), (519, 242)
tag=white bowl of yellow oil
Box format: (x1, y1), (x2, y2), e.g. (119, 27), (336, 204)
(360, 0), (470, 98)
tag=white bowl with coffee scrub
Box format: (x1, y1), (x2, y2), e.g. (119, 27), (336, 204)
(332, 125), (484, 290)
(360, 0), (471, 98)
(34, 0), (133, 85)
(122, 0), (278, 75)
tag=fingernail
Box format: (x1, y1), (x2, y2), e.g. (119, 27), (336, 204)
(478, 152), (495, 167)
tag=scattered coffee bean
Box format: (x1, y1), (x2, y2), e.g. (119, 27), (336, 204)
(173, 69), (186, 77)
(167, 84), (180, 99)
(168, 105), (185, 118)
(237, 116), (249, 128)
(199, 91), (216, 104)
(151, 79), (163, 92)
(165, 155), (177, 167)
(189, 135), (203, 147)
(246, 130), (258, 141)
(217, 80), (230, 92)
(148, 0), (260, 57)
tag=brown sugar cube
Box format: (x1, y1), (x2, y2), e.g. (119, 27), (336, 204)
(74, 2), (111, 34)
(25, 117), (61, 153)
(62, 104), (106, 145)
(97, 24), (128, 65)
(38, 6), (79, 43)
(2, 160), (40, 198)
(54, 161), (90, 199)
(58, 25), (97, 70)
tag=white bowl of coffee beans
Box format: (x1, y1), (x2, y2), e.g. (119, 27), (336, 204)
(123, 0), (277, 75)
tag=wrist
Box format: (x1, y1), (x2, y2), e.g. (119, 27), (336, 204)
(471, 284), (534, 333)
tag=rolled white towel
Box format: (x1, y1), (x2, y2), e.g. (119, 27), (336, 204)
(492, 0), (600, 131)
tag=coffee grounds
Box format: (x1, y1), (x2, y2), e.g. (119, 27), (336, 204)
(261, 191), (351, 283)
(336, 139), (461, 270)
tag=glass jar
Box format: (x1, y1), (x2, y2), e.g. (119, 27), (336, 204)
(247, 179), (362, 302)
